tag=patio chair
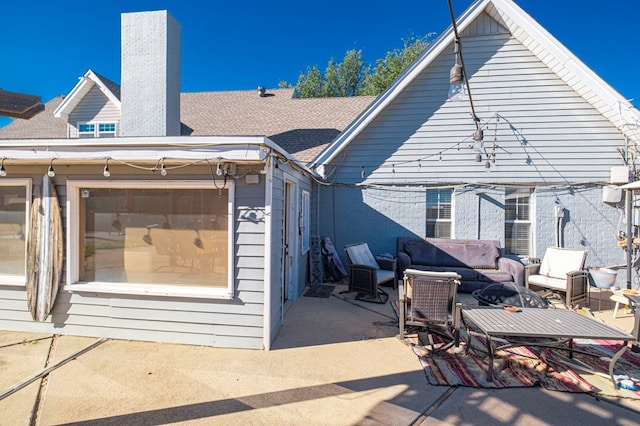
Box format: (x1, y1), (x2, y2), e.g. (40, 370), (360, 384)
(344, 242), (396, 304)
(399, 269), (462, 353)
(526, 247), (588, 308)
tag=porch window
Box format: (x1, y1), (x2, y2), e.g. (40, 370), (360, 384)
(505, 188), (532, 256)
(66, 180), (234, 298)
(0, 180), (30, 285)
(426, 189), (452, 238)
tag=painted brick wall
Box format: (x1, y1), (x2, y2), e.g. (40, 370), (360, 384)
(319, 184), (635, 286)
(534, 186), (625, 267)
(453, 187), (505, 242)
(319, 185), (426, 263)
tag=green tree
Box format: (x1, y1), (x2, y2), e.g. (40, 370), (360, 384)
(292, 34), (432, 98)
(296, 65), (324, 98)
(363, 34), (433, 96)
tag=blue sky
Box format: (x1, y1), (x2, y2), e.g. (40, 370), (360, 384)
(1, 0), (638, 128)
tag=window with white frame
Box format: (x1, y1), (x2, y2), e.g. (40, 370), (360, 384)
(505, 188), (532, 256)
(426, 189), (452, 238)
(0, 180), (30, 285)
(300, 190), (310, 253)
(78, 122), (117, 138)
(66, 180), (234, 298)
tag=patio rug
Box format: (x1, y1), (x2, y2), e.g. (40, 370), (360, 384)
(410, 333), (640, 399)
(303, 284), (335, 298)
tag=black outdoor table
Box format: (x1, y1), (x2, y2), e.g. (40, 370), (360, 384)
(461, 306), (634, 386)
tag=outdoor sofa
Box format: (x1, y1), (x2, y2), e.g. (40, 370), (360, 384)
(397, 237), (525, 293)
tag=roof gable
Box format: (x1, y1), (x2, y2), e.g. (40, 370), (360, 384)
(310, 0), (640, 175)
(53, 69), (121, 120)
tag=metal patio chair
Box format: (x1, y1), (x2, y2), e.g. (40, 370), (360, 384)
(526, 247), (588, 308)
(399, 269), (462, 353)
(343, 242), (396, 304)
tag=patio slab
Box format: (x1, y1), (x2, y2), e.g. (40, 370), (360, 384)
(0, 284), (639, 424)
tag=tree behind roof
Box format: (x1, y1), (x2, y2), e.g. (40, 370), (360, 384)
(286, 34), (433, 98)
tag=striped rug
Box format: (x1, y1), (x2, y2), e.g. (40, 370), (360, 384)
(411, 334), (640, 398)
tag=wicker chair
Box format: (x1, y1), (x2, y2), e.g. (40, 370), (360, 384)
(399, 269), (462, 353)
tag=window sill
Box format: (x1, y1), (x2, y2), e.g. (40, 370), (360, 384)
(0, 276), (26, 286)
(64, 282), (234, 300)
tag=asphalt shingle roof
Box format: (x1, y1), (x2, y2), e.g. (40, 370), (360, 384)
(0, 86), (375, 164)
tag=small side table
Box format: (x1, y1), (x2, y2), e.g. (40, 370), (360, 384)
(610, 290), (634, 318)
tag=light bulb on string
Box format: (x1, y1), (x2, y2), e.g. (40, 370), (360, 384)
(160, 162), (167, 176)
(47, 160), (55, 177)
(103, 158), (111, 177)
(0, 159), (6, 177)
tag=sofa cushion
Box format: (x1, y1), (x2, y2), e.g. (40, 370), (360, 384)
(404, 240), (436, 266)
(476, 269), (514, 283)
(528, 274), (567, 290)
(432, 242), (499, 269)
(538, 247), (586, 280)
(345, 243), (379, 270)
(440, 266), (478, 281)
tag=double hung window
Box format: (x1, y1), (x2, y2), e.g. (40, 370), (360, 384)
(426, 189), (452, 238)
(505, 188), (532, 256)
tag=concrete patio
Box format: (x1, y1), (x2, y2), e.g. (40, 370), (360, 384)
(1, 284), (639, 425)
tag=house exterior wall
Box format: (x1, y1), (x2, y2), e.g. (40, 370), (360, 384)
(319, 13), (631, 271)
(67, 85), (121, 138)
(0, 164), (272, 349)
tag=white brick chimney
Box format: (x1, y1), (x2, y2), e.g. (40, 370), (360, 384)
(120, 10), (181, 137)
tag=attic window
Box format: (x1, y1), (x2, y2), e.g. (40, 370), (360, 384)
(77, 122), (117, 138)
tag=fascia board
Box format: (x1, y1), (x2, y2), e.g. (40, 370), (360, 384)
(53, 72), (95, 119)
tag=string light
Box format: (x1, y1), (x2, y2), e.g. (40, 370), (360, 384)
(47, 159), (55, 177)
(216, 162), (223, 176)
(0, 158), (6, 177)
(160, 161), (167, 176)
(103, 158), (111, 177)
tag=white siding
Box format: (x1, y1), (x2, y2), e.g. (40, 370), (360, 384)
(68, 86), (121, 138)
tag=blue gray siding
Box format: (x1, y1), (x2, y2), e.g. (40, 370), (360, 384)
(0, 165), (269, 349)
(329, 16), (626, 185)
(320, 13), (629, 272)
